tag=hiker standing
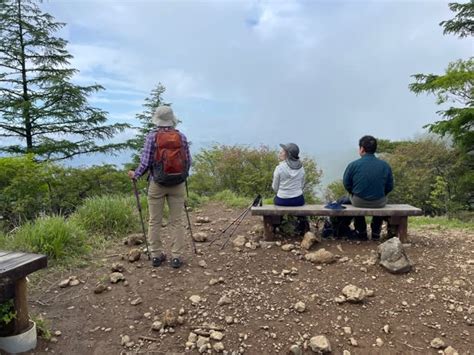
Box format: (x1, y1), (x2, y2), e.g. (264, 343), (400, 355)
(128, 106), (191, 268)
(342, 135), (393, 240)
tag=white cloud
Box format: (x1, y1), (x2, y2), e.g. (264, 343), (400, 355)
(39, 0), (472, 183)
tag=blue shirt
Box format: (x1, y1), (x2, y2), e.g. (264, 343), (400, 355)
(343, 154), (393, 201)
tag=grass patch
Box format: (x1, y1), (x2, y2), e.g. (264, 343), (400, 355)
(71, 194), (141, 239)
(2, 216), (89, 260)
(210, 190), (252, 208)
(31, 314), (52, 341)
(410, 216), (474, 231)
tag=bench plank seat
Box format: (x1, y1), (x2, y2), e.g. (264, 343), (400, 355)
(251, 204), (422, 217)
(0, 250), (47, 334)
(251, 204), (422, 243)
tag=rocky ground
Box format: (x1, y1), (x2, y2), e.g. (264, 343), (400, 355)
(24, 203), (473, 354)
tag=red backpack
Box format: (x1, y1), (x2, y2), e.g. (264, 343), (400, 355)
(152, 129), (189, 186)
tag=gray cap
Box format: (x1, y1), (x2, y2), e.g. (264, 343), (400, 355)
(279, 143), (300, 159)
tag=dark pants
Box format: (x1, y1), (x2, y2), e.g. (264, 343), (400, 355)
(274, 195), (305, 206)
(334, 195), (386, 238)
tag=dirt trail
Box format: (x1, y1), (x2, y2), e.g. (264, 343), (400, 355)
(26, 203), (473, 354)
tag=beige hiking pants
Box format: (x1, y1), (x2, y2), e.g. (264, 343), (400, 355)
(147, 181), (186, 258)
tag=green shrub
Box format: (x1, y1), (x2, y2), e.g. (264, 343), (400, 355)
(6, 216), (89, 260)
(410, 215), (474, 230)
(210, 190), (251, 208)
(188, 145), (322, 200)
(71, 195), (140, 238)
(186, 191), (209, 208)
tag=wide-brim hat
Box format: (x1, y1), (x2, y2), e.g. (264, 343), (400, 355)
(279, 143), (300, 159)
(152, 106), (178, 127)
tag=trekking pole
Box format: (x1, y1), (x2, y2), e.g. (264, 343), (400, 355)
(184, 181), (197, 254)
(132, 179), (151, 260)
(220, 207), (252, 249)
(208, 203), (253, 246)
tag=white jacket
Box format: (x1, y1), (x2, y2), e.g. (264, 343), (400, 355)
(272, 161), (305, 198)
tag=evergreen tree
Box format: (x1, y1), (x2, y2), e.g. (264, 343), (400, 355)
(0, 0), (130, 160)
(409, 1), (473, 153)
(127, 83), (171, 162)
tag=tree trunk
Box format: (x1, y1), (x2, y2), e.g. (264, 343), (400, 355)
(17, 0), (32, 151)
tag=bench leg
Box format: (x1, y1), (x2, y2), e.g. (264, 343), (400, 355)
(263, 216), (280, 241)
(389, 216), (408, 243)
(14, 277), (29, 333)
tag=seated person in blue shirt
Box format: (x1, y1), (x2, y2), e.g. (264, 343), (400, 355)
(272, 143), (305, 206)
(342, 135), (394, 240)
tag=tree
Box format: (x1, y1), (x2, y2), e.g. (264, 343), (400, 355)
(127, 83), (170, 161)
(409, 2), (473, 154)
(0, 0), (130, 160)
(440, 1), (474, 38)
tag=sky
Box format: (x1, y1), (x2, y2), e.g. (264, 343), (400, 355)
(39, 0), (472, 186)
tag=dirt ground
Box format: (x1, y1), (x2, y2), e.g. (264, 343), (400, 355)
(23, 203), (473, 354)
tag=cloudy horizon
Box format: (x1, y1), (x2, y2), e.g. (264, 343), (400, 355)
(36, 0), (471, 186)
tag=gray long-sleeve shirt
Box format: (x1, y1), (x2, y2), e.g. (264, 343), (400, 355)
(272, 161), (305, 198)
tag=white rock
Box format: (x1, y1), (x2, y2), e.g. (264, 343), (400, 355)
(342, 285), (366, 303)
(120, 335), (130, 346)
(281, 244), (295, 251)
(430, 337), (445, 349)
(210, 331), (225, 341)
(232, 235), (247, 247)
(294, 301), (306, 313)
(189, 295), (202, 304)
(444, 346), (459, 355)
(130, 297), (142, 306)
(350, 337), (358, 347)
(289, 344), (302, 355)
(151, 321), (163, 331)
(383, 325), (390, 334)
(196, 336), (210, 349)
(301, 232), (320, 250)
(198, 260), (208, 268)
(309, 335), (331, 353)
(109, 272), (125, 284)
(217, 295), (232, 306)
(188, 332), (198, 343)
(305, 249), (335, 264)
(193, 232), (208, 242)
(376, 338), (384, 347)
(213, 342), (225, 352)
(59, 279), (70, 288)
(343, 327), (352, 335)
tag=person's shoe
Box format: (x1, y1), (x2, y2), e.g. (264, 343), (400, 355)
(152, 253), (166, 267)
(171, 257), (183, 269)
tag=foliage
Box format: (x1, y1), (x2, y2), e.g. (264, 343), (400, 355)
(0, 155), (49, 225)
(324, 180), (347, 202)
(440, 1), (474, 38)
(410, 214), (474, 230)
(4, 216), (89, 260)
(0, 299), (16, 326)
(71, 195), (141, 238)
(31, 314), (52, 341)
(0, 155), (135, 228)
(410, 59), (474, 153)
(409, 2), (473, 154)
(210, 190), (252, 208)
(189, 145), (322, 201)
(384, 137), (470, 215)
(0, 0), (129, 160)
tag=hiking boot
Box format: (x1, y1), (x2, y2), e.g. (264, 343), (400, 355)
(152, 253), (166, 267)
(171, 257), (183, 269)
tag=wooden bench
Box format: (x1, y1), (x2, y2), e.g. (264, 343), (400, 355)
(0, 251), (47, 335)
(251, 204), (423, 243)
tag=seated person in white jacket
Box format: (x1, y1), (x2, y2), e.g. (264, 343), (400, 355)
(272, 143), (305, 206)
